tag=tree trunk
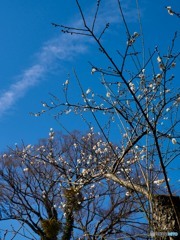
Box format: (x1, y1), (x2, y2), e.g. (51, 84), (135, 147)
(152, 195), (180, 240)
(105, 173), (180, 239)
(61, 210), (74, 240)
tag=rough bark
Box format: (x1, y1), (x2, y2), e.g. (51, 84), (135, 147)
(152, 195), (180, 240)
(105, 173), (180, 239)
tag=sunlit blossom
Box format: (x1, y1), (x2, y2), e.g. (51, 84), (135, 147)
(127, 38), (135, 46)
(86, 88), (91, 94)
(153, 179), (165, 185)
(82, 168), (87, 175)
(133, 32), (139, 37)
(42, 103), (47, 107)
(166, 6), (174, 15)
(159, 63), (165, 71)
(93, 145), (96, 150)
(149, 83), (153, 88)
(139, 73), (145, 80)
(65, 109), (72, 114)
(73, 143), (78, 148)
(129, 82), (135, 92)
(156, 73), (162, 79)
(126, 191), (130, 196)
(91, 67), (97, 74)
(157, 56), (162, 63)
(177, 97), (180, 103)
(64, 79), (69, 85)
(23, 168), (29, 172)
(106, 92), (111, 98)
(172, 138), (177, 144)
(26, 144), (31, 149)
(123, 133), (128, 138)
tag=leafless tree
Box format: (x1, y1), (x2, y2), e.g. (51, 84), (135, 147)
(0, 1), (179, 239)
(0, 129), (150, 239)
(35, 0), (180, 239)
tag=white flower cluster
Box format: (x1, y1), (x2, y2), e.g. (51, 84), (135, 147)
(129, 82), (135, 92)
(171, 138), (177, 145)
(91, 67), (97, 74)
(154, 178), (170, 186)
(127, 32), (139, 46)
(49, 128), (54, 140)
(166, 6), (174, 16)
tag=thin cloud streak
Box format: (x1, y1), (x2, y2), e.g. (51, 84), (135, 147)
(0, 32), (88, 117)
(0, 64), (44, 115)
(0, 1), (137, 117)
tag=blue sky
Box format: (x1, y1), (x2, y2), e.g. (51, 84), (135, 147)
(0, 0), (179, 151)
(0, 0), (179, 238)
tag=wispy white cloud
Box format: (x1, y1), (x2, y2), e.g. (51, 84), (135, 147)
(0, 64), (45, 116)
(0, 1), (138, 118)
(0, 32), (88, 117)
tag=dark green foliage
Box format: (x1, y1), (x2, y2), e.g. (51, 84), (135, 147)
(41, 218), (61, 240)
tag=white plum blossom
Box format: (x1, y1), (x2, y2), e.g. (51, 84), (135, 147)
(93, 145), (96, 150)
(106, 92), (111, 98)
(123, 133), (128, 138)
(166, 6), (174, 15)
(23, 168), (28, 172)
(155, 73), (162, 84)
(154, 179), (165, 185)
(62, 204), (66, 208)
(174, 96), (180, 106)
(154, 178), (170, 185)
(26, 144), (31, 149)
(156, 73), (162, 79)
(129, 82), (135, 92)
(172, 138), (177, 144)
(82, 168), (88, 175)
(65, 109), (72, 114)
(64, 79), (69, 85)
(139, 73), (145, 80)
(177, 97), (180, 103)
(159, 63), (165, 71)
(126, 191), (131, 196)
(91, 67), (97, 74)
(42, 103), (47, 107)
(86, 88), (91, 94)
(49, 130), (54, 140)
(127, 38), (135, 46)
(42, 191), (46, 198)
(133, 32), (139, 37)
(73, 143), (78, 148)
(157, 56), (162, 63)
